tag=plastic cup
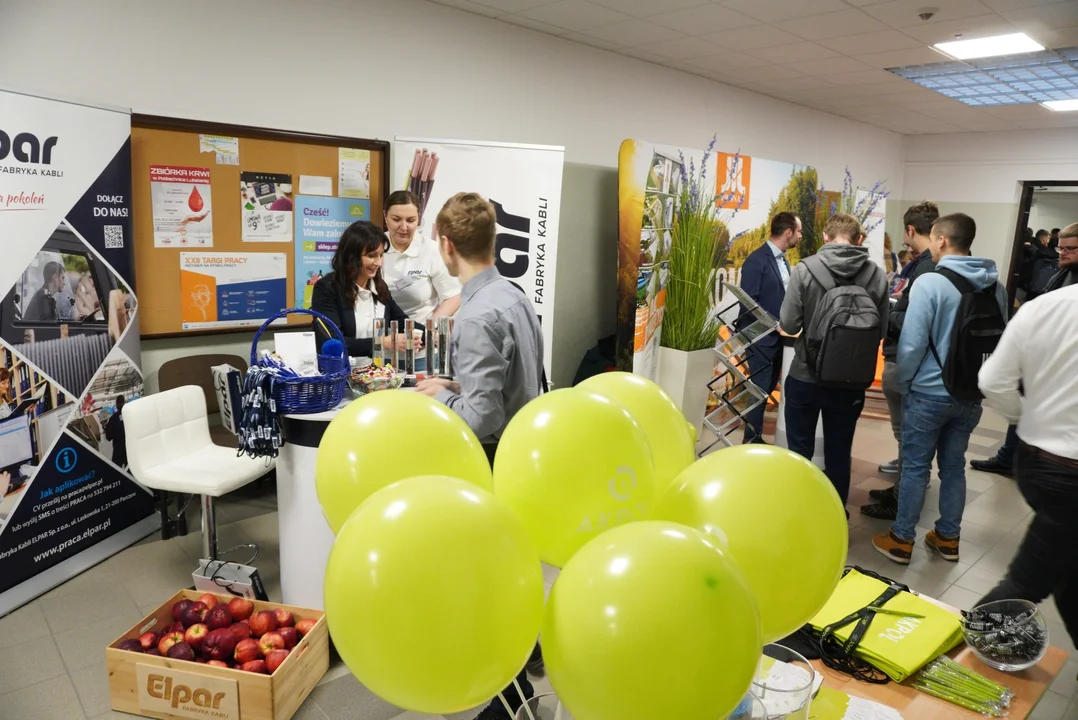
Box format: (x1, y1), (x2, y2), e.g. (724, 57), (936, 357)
(752, 643), (815, 720)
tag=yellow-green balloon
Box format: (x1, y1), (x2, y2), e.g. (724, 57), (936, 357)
(653, 445), (847, 643)
(494, 389), (656, 568)
(315, 390), (491, 533)
(324, 476), (544, 714)
(578, 372), (696, 496)
(544, 521), (761, 720)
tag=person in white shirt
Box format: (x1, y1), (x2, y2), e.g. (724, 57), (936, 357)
(381, 191), (461, 325)
(976, 282), (1078, 648)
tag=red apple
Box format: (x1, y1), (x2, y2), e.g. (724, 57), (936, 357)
(228, 622), (252, 643)
(272, 608), (294, 628)
(116, 639), (143, 653)
(171, 599), (193, 621)
(265, 649), (290, 674)
(234, 638), (261, 664)
(157, 631), (185, 655)
(248, 610), (277, 637)
(138, 632), (159, 651)
(202, 628), (236, 662)
(195, 657), (207, 664)
(258, 632), (285, 657)
(184, 623), (209, 651)
(240, 660), (267, 674)
(206, 660), (229, 668)
(197, 593), (219, 610)
(204, 605), (233, 631)
(227, 597), (254, 622)
(161, 621), (184, 635)
(180, 601), (208, 628)
(167, 641), (196, 662)
(277, 627), (298, 649)
(294, 618), (316, 637)
(145, 648), (162, 657)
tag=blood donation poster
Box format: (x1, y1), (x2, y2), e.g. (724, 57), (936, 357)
(615, 139), (818, 379)
(0, 87), (157, 616)
(150, 165), (213, 247)
(180, 252), (287, 329)
(392, 137), (564, 380)
(294, 196), (369, 309)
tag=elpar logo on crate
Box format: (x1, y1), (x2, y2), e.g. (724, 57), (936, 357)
(137, 664), (240, 720)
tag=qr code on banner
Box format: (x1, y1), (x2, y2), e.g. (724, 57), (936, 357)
(103, 225), (124, 249)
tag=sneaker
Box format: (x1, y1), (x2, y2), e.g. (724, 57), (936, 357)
(878, 459), (899, 475)
(873, 530), (914, 565)
(925, 530), (960, 562)
(868, 485), (898, 503)
(970, 457), (1013, 477)
(860, 502), (897, 520)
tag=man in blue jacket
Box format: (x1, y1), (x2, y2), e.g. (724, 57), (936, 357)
(737, 212), (800, 443)
(874, 213), (1007, 564)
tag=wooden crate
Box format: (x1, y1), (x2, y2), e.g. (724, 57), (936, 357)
(106, 589), (329, 720)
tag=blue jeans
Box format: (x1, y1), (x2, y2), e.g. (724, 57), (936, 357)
(994, 424), (1019, 466)
(742, 344), (781, 443)
(783, 376), (865, 506)
(892, 391), (983, 541)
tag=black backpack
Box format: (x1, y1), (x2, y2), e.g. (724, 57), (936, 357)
(927, 267), (1006, 402)
(803, 258), (883, 389)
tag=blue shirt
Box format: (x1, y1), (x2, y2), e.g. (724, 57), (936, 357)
(766, 240), (790, 290)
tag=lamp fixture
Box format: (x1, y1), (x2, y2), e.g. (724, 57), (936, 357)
(934, 33), (1044, 60)
(1043, 99), (1078, 112)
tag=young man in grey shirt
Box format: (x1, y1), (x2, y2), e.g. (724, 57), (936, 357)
(416, 192), (544, 720)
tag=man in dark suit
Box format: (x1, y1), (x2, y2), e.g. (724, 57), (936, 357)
(738, 212), (800, 443)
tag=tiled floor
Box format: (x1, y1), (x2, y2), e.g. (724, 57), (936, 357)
(0, 410), (1074, 720)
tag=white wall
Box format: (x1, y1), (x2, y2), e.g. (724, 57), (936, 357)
(1029, 192), (1078, 235)
(902, 129), (1078, 276)
(0, 0), (905, 388)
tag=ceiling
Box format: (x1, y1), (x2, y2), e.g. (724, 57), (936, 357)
(430, 0), (1078, 134)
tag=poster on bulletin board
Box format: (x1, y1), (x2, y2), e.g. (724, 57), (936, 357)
(180, 252), (287, 329)
(294, 196), (369, 309)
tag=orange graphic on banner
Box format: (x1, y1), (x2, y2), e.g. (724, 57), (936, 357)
(716, 153), (751, 210)
(633, 305), (649, 352)
(180, 269), (218, 324)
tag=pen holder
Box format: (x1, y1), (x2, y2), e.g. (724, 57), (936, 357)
(374, 318), (385, 367)
(389, 320), (399, 370)
(404, 319), (415, 375)
(425, 318), (436, 376)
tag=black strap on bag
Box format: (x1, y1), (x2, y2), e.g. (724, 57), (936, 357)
(813, 566), (911, 684)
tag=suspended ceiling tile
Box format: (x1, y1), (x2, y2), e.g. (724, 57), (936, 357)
(856, 47), (952, 68)
(560, 30), (622, 49)
(730, 64), (807, 83)
(863, 0), (997, 28)
(1002, 2), (1078, 32)
(466, 0), (553, 12)
(700, 23), (785, 50)
(900, 14), (1019, 44)
(648, 3), (761, 35)
(500, 14), (570, 33)
(517, 0), (631, 31)
(688, 51), (774, 72)
(431, 0), (509, 17)
(744, 41), (841, 64)
(821, 29), (926, 56)
(773, 8), (891, 40)
(820, 68), (913, 85)
(587, 0), (713, 18)
(792, 56), (878, 75)
(720, 0), (850, 23)
(981, 0), (1075, 11)
(754, 75), (839, 92)
(637, 36), (727, 60)
(578, 18), (684, 45)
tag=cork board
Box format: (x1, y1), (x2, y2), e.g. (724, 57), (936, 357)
(131, 115), (389, 338)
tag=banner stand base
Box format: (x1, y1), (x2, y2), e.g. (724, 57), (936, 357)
(0, 514), (160, 618)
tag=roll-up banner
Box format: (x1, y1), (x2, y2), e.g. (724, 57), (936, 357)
(0, 87), (156, 616)
(392, 137), (564, 382)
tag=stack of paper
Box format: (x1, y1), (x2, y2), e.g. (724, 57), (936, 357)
(811, 686), (904, 720)
(808, 569), (964, 682)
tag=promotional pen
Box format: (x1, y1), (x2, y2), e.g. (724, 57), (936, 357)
(389, 320), (399, 371)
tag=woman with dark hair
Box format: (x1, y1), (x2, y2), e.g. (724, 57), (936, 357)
(382, 190), (460, 323)
(0, 368), (12, 420)
(310, 220), (417, 358)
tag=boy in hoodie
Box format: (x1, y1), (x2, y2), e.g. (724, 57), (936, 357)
(779, 213), (889, 508)
(874, 213), (1007, 564)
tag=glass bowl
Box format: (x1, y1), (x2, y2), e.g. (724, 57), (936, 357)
(962, 599), (1049, 672)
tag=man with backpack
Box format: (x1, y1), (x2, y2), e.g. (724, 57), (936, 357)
(779, 213), (889, 508)
(874, 213), (1007, 565)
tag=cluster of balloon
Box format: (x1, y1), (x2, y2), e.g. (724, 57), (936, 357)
(315, 374), (847, 720)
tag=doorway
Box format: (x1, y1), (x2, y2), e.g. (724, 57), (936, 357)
(1007, 181), (1078, 309)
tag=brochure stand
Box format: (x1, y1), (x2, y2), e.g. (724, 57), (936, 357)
(700, 284), (779, 454)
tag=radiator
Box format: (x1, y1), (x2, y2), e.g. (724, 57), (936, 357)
(15, 332), (112, 396)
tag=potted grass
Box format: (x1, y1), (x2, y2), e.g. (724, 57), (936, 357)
(657, 140), (735, 435)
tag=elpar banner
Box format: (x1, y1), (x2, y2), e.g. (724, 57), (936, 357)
(392, 137), (564, 381)
(0, 87), (156, 616)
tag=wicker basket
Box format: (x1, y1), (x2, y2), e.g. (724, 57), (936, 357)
(250, 308), (349, 414)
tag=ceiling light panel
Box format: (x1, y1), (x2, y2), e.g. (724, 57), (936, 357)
(934, 32), (1044, 60)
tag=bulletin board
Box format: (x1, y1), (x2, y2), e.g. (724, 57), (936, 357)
(131, 114), (390, 338)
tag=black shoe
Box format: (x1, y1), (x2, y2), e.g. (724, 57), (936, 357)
(869, 485), (898, 503)
(860, 502), (898, 520)
(970, 457), (1013, 477)
(526, 644), (545, 678)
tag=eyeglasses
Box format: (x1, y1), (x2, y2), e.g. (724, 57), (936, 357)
(1057, 244), (1078, 255)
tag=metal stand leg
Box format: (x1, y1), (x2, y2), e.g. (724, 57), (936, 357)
(200, 495), (218, 561)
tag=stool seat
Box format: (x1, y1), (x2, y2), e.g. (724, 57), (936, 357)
(135, 444), (269, 497)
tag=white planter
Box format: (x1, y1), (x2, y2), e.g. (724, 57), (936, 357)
(656, 346), (714, 436)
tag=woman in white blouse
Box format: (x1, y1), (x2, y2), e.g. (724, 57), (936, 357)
(381, 191), (460, 324)
(311, 221), (416, 358)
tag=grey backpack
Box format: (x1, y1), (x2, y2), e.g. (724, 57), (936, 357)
(803, 258), (882, 389)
